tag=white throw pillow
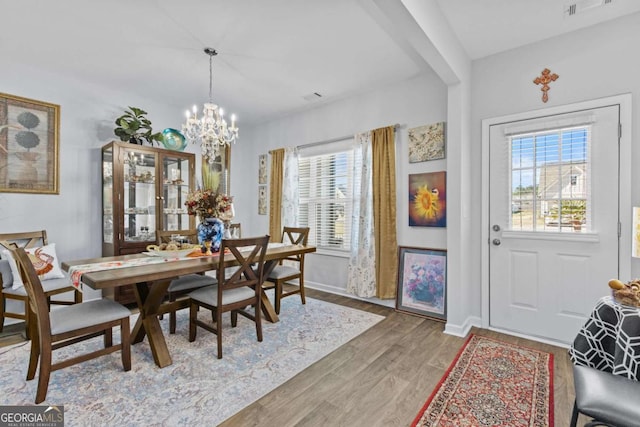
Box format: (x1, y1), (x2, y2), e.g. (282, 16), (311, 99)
(1, 249), (23, 290)
(2, 243), (65, 290)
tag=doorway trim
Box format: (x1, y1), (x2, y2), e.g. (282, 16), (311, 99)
(480, 94), (632, 336)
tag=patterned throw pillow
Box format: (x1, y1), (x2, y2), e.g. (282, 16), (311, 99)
(1, 243), (65, 290)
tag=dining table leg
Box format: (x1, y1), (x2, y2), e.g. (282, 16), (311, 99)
(131, 279), (173, 368)
(261, 260), (280, 323)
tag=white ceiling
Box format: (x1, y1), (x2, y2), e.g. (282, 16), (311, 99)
(3, 0), (640, 126)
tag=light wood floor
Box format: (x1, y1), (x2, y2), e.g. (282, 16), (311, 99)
(221, 288), (579, 427)
(1, 289), (583, 426)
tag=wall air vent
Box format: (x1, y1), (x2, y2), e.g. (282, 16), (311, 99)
(565, 0), (613, 16)
(303, 92), (323, 102)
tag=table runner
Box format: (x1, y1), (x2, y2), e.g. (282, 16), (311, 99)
(569, 295), (640, 380)
(68, 257), (181, 291)
(67, 243), (292, 291)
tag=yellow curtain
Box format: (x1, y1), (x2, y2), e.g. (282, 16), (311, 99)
(372, 126), (398, 299)
(269, 149), (285, 241)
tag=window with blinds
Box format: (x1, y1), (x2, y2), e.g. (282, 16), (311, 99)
(510, 126), (590, 232)
(298, 146), (355, 252)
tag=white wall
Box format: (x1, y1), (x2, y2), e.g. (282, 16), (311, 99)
(470, 12), (640, 318)
(0, 61), (197, 316)
(231, 71), (447, 297)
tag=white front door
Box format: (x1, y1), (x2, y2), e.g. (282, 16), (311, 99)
(488, 103), (621, 344)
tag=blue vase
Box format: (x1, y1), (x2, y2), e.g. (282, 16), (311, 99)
(197, 218), (224, 252)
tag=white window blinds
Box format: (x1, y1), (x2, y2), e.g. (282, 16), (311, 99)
(298, 139), (355, 252)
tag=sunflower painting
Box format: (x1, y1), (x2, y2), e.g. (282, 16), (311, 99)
(409, 171), (446, 227)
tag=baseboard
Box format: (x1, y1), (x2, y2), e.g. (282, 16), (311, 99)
(487, 326), (571, 349)
(444, 315), (481, 337)
(305, 281), (395, 308)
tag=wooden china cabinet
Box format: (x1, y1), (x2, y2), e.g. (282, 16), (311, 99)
(101, 141), (196, 303)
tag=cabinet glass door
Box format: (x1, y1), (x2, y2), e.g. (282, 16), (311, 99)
(162, 154), (191, 231)
(123, 148), (157, 242)
(102, 146), (114, 244)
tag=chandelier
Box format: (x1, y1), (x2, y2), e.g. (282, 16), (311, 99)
(182, 48), (238, 163)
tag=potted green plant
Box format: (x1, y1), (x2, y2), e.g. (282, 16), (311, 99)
(114, 106), (163, 146)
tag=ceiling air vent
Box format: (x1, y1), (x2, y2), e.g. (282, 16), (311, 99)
(303, 92), (323, 102)
(565, 0), (613, 16)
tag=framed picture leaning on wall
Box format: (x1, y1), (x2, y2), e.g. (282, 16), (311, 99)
(0, 92), (60, 194)
(396, 246), (447, 321)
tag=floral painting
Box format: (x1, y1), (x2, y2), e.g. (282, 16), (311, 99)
(408, 122), (445, 163)
(409, 171), (446, 227)
(396, 247), (446, 320)
(258, 154), (267, 184)
(258, 185), (267, 215)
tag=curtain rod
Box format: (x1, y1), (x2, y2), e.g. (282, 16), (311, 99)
(268, 123), (401, 154)
(297, 123), (402, 150)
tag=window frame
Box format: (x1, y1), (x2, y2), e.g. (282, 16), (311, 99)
(297, 139), (355, 257)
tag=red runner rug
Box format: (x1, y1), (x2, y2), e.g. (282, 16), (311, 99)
(412, 334), (554, 427)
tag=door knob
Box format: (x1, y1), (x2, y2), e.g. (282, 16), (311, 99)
(492, 238), (501, 246)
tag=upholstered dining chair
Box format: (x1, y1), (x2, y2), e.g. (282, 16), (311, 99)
(0, 230), (82, 336)
(263, 226), (309, 314)
(188, 235), (270, 359)
(156, 230), (217, 334)
(570, 364), (640, 427)
(12, 247), (131, 404)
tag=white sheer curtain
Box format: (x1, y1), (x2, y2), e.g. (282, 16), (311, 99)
(281, 147), (299, 233)
(346, 131), (376, 297)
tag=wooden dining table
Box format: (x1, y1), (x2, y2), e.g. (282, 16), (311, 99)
(61, 243), (316, 368)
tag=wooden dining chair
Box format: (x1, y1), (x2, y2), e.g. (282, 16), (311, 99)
(263, 226), (310, 314)
(12, 247), (131, 404)
(157, 230), (216, 334)
(0, 230), (82, 336)
(188, 235), (270, 359)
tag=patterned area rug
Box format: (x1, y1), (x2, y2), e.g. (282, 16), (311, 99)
(0, 293), (383, 426)
(412, 334), (554, 427)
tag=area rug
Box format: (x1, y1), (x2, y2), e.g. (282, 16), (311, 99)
(0, 293), (384, 426)
(412, 334), (554, 427)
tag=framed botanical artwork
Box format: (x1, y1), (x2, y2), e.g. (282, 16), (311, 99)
(396, 246), (447, 321)
(258, 153), (267, 184)
(258, 185), (267, 215)
(0, 92), (60, 194)
(408, 121), (445, 163)
(409, 171), (446, 227)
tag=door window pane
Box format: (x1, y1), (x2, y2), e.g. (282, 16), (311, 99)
(510, 127), (590, 232)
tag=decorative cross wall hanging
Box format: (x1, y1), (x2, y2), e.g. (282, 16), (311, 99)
(533, 68), (559, 103)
